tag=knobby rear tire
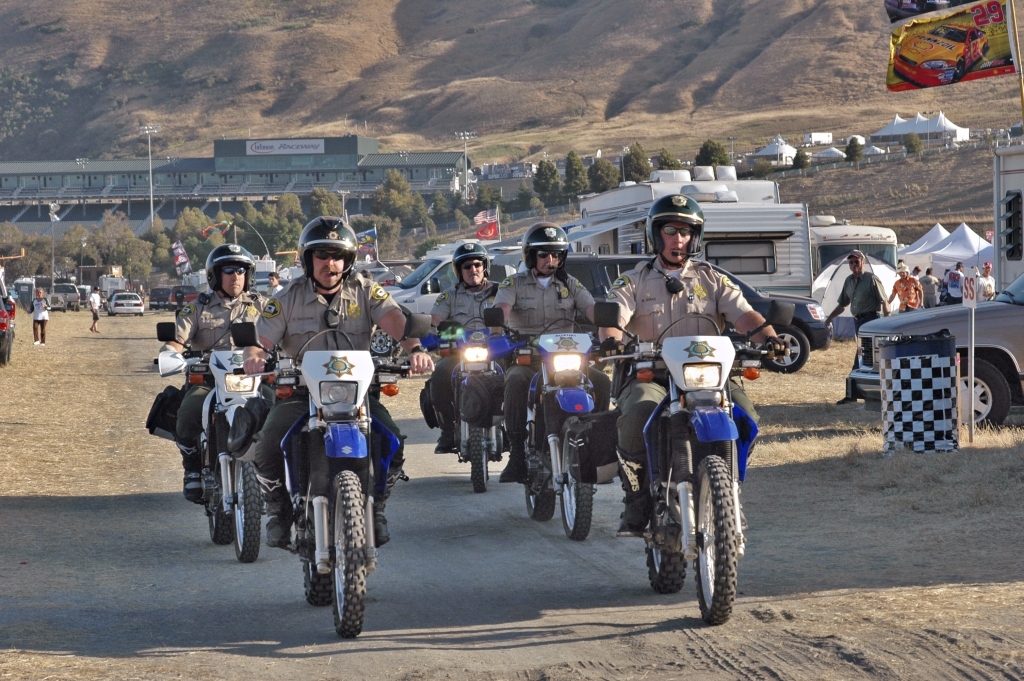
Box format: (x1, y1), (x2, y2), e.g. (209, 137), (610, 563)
(304, 560), (333, 607)
(333, 470), (368, 638)
(467, 427), (488, 494)
(694, 455), (739, 625)
(525, 485), (556, 521)
(646, 546), (686, 594)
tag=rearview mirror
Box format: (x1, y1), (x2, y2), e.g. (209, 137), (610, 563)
(436, 320), (460, 334)
(404, 313), (433, 340)
(765, 301), (795, 329)
(156, 322), (176, 342)
(483, 307), (505, 327)
(230, 322), (260, 348)
(420, 277), (441, 295)
(593, 302), (622, 329)
(158, 352), (187, 377)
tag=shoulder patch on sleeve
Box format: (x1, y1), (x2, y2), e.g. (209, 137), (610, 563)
(436, 291), (449, 302)
(721, 275), (739, 290)
(180, 303), (195, 316)
(611, 275), (630, 290)
(262, 299), (281, 318)
(499, 277), (514, 289)
(370, 284), (390, 301)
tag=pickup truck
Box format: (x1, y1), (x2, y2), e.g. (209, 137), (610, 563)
(51, 283), (81, 312)
(846, 271), (1024, 425)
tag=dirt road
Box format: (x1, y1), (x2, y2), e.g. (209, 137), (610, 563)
(2, 312), (1023, 680)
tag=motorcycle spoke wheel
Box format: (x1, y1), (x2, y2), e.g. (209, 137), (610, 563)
(207, 466), (234, 546)
(559, 429), (593, 540)
(646, 545), (686, 594)
(466, 427), (488, 493)
(694, 455), (740, 625)
(333, 470), (367, 638)
(233, 461), (262, 563)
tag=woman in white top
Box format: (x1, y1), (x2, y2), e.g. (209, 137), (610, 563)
(32, 288), (50, 346)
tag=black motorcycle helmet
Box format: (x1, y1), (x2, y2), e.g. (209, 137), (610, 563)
(451, 242), (490, 284)
(522, 222), (570, 271)
(645, 194), (705, 258)
(205, 243), (256, 293)
(297, 216), (358, 280)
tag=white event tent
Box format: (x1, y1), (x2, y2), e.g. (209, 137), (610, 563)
(869, 112), (969, 145)
(753, 135), (797, 165)
(926, 223), (991, 272)
(863, 145), (888, 156)
(811, 147), (846, 161)
(899, 223), (950, 270)
(812, 254), (898, 339)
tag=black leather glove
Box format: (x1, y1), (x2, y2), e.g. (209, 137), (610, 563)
(765, 335), (788, 357)
(599, 337), (623, 355)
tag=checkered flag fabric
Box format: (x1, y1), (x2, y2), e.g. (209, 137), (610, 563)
(881, 354), (958, 454)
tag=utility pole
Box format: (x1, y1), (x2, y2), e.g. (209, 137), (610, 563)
(621, 146), (630, 183)
(140, 125), (161, 231)
(728, 137), (737, 163)
(455, 131), (477, 202)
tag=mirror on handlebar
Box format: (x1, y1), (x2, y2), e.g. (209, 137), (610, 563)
(436, 320), (460, 334)
(404, 312), (433, 340)
(156, 321), (176, 343)
(230, 322), (261, 348)
(592, 301), (622, 330)
(483, 307), (505, 328)
(764, 300), (795, 329)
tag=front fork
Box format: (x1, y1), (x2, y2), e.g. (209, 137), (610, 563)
(218, 453), (234, 513)
(673, 468), (747, 560)
(310, 492), (379, 577)
(547, 433), (562, 489)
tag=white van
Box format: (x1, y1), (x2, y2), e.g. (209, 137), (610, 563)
(809, 217), (898, 277)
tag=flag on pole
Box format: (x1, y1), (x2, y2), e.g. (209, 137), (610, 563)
(201, 221), (232, 238)
(356, 228), (377, 259)
(49, 203), (60, 222)
(473, 208), (499, 239)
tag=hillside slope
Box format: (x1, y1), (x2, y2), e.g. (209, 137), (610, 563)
(0, 0), (1018, 162)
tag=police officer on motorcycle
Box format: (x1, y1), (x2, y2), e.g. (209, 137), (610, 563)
(426, 242), (499, 454)
(493, 222), (611, 483)
(242, 217), (433, 549)
(598, 195), (786, 534)
(162, 244), (265, 502)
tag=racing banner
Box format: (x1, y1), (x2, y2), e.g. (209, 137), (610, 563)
(884, 0), (976, 24)
(888, 0), (1016, 91)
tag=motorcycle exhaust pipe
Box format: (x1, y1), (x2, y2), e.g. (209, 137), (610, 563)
(547, 434), (562, 486)
(677, 482), (698, 561)
(218, 453), (233, 513)
(312, 495), (331, 574)
(364, 495), (378, 573)
(733, 480), (745, 557)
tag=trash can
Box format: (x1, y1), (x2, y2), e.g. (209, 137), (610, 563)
(878, 330), (958, 454)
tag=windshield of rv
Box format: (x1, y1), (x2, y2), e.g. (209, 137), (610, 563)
(816, 244), (897, 273)
(398, 259), (444, 289)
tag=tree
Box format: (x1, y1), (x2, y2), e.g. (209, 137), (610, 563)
(695, 139), (730, 167)
(904, 132), (923, 154)
(413, 236), (446, 258)
(513, 180), (534, 212)
(845, 137), (864, 163)
(372, 169), (436, 235)
(792, 149), (810, 170)
(622, 142), (653, 183)
(752, 158), (774, 178)
(453, 210), (472, 232)
(587, 158), (620, 193)
(563, 151), (589, 197)
(430, 191), (452, 223)
(533, 160), (561, 205)
(656, 148), (683, 170)
(474, 184), (502, 212)
(308, 187), (343, 218)
(350, 214), (402, 258)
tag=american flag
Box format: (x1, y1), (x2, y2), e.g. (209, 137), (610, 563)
(473, 208), (498, 225)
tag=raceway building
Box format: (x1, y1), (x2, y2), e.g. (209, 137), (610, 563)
(0, 136), (467, 235)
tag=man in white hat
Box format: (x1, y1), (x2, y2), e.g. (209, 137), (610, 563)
(887, 262), (923, 313)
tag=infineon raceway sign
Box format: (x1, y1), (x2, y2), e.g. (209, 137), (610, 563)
(247, 139), (325, 155)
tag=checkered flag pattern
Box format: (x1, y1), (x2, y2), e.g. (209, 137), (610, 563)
(881, 354), (958, 454)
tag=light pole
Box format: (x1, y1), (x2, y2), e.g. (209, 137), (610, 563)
(48, 203), (59, 288)
(621, 146), (630, 183)
(455, 131), (476, 202)
(727, 137), (737, 163)
(79, 235), (87, 285)
(140, 125), (161, 231)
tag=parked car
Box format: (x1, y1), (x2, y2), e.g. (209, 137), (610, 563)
(51, 283), (81, 312)
(108, 292), (145, 317)
(149, 287), (172, 310)
(77, 286), (91, 308)
(845, 272), (1024, 425)
(355, 265), (401, 287)
(0, 278), (16, 366)
(560, 253), (831, 373)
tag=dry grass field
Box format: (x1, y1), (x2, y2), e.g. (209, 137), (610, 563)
(1, 0), (1021, 163)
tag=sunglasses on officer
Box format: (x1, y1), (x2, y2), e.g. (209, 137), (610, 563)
(220, 266), (247, 276)
(312, 249), (350, 261)
(660, 225), (692, 237)
(460, 260), (485, 271)
(536, 251), (561, 260)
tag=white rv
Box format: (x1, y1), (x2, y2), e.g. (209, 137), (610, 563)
(993, 146), (1024, 290)
(567, 168), (814, 295)
(808, 216), (898, 277)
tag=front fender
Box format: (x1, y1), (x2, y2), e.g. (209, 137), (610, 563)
(324, 422), (368, 459)
(690, 407), (739, 443)
(555, 387), (594, 414)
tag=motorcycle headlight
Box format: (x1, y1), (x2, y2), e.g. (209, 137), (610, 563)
(682, 363), (722, 388)
(552, 353), (583, 373)
(224, 374), (257, 392)
(463, 346), (489, 363)
(320, 381), (359, 407)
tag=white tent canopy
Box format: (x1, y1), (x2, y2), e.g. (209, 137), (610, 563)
(869, 111), (969, 143)
(863, 145), (887, 156)
(753, 135), (797, 164)
(927, 223), (991, 271)
(899, 223), (950, 257)
(812, 146), (846, 160)
(812, 254), (898, 339)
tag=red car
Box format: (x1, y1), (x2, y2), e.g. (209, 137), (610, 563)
(0, 278), (16, 366)
(894, 24), (988, 87)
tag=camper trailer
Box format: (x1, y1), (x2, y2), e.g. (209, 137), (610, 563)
(808, 216), (898, 277)
(567, 169), (814, 295)
(993, 146), (1024, 289)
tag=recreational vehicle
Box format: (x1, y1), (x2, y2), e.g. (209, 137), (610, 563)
(808, 216), (898, 277)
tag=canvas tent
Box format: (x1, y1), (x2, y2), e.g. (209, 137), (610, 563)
(863, 145), (888, 156)
(869, 111), (969, 144)
(812, 147), (846, 161)
(925, 223), (991, 271)
(753, 135), (796, 165)
(812, 254), (898, 339)
(899, 223), (950, 270)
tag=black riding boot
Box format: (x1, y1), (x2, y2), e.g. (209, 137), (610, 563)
(259, 477), (292, 549)
(178, 442), (203, 504)
(616, 450), (651, 536)
(498, 438), (527, 483)
(373, 468), (407, 547)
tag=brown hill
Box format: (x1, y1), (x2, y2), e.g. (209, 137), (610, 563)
(0, 0), (1020, 163)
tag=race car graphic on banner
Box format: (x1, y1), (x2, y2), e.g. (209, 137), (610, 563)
(888, 0), (1016, 90)
(885, 0), (975, 23)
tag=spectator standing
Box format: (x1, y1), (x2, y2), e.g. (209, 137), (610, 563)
(88, 286), (102, 333)
(944, 262), (964, 305)
(919, 268), (941, 308)
(912, 265), (922, 278)
(825, 250), (890, 403)
(32, 288), (50, 346)
(267, 271), (284, 297)
(887, 262), (923, 312)
(977, 261), (996, 301)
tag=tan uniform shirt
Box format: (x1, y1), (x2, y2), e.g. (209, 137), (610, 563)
(258, 273), (399, 359)
(607, 258), (753, 341)
(430, 281), (498, 329)
(493, 270), (594, 335)
(175, 291), (265, 351)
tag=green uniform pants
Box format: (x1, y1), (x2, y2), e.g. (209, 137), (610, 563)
(428, 354), (461, 436)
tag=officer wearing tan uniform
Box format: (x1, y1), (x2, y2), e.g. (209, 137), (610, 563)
(493, 222), (611, 483)
(426, 243), (498, 453)
(243, 217), (433, 548)
(164, 244), (265, 503)
(599, 195), (784, 534)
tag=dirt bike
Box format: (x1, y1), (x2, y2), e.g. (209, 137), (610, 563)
(432, 318), (524, 493)
(230, 314), (430, 639)
(154, 322), (265, 563)
(594, 300), (793, 625)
